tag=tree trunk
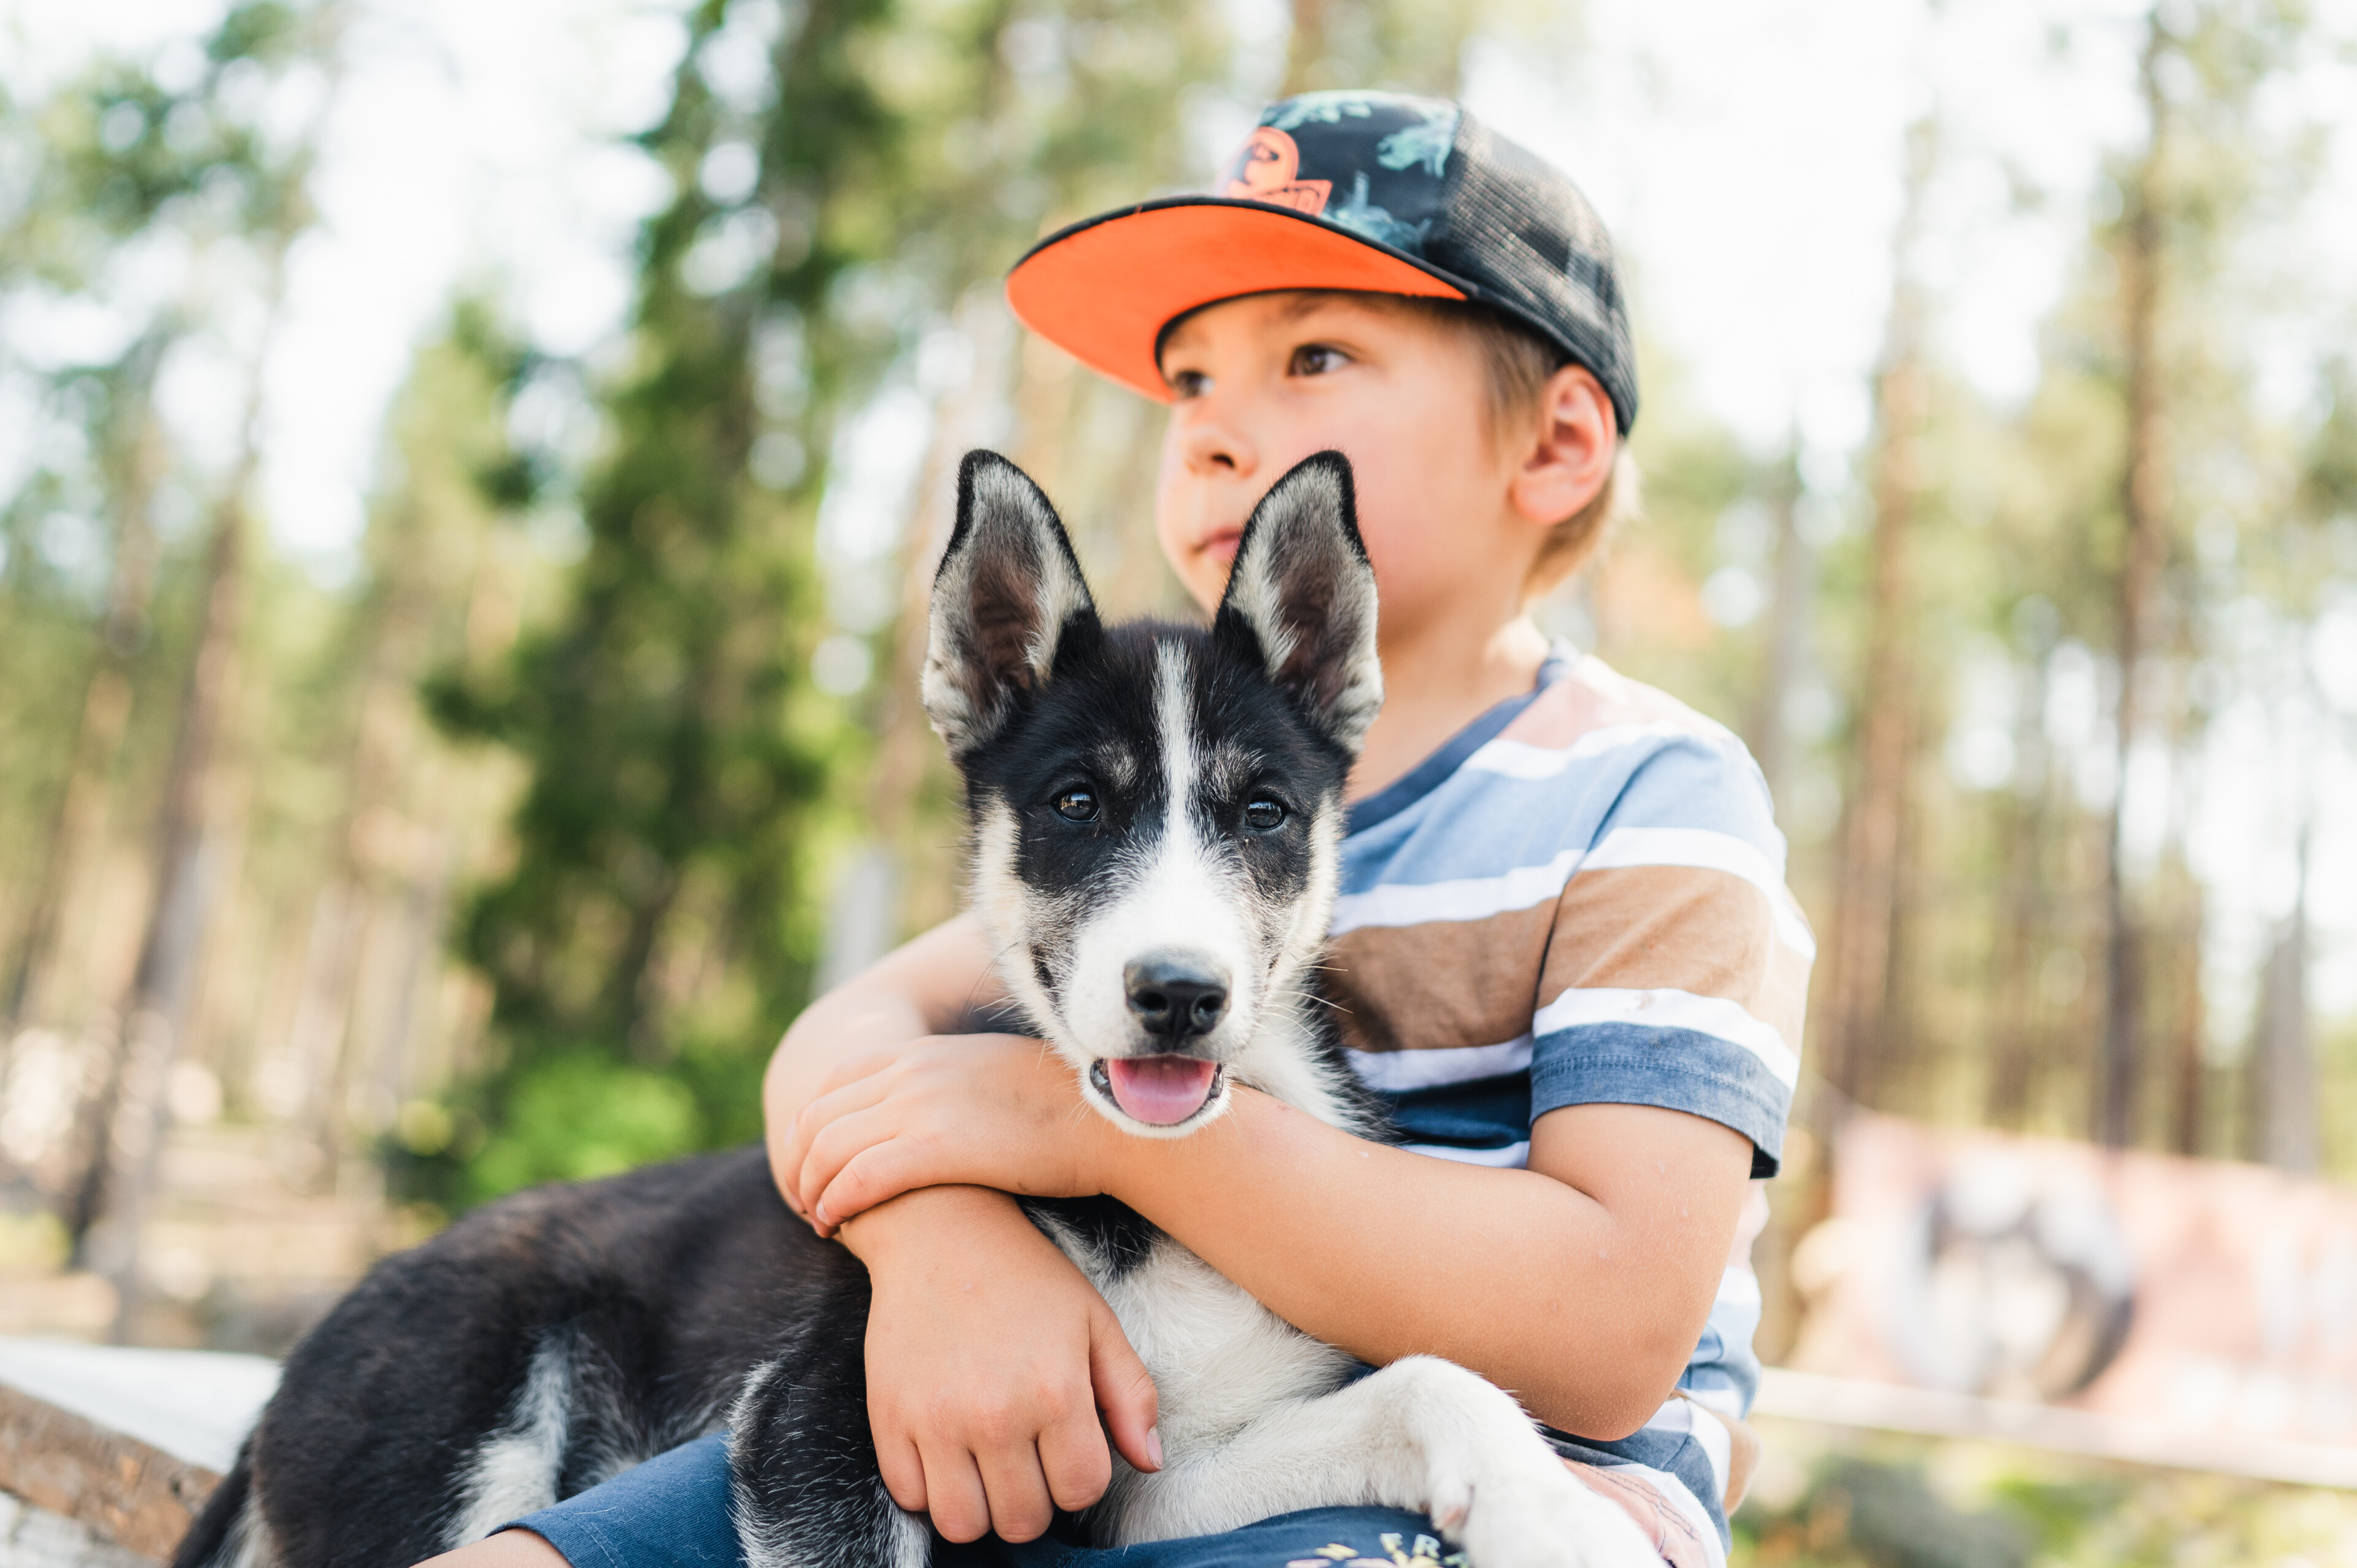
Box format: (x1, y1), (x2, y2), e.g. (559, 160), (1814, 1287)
(1824, 117), (1934, 1109)
(818, 292), (1020, 991)
(1746, 440), (1808, 809)
(2250, 820), (2316, 1172)
(4, 331), (171, 1035)
(2167, 882), (2205, 1156)
(2099, 8), (2172, 1149)
(64, 468), (249, 1307)
(1984, 641), (2054, 1127)
(1283, 0), (1332, 95)
(65, 262), (301, 1337)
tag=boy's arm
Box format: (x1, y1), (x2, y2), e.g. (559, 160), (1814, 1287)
(762, 914), (1161, 1547)
(789, 1035), (1751, 1441)
(1092, 1092), (1752, 1440)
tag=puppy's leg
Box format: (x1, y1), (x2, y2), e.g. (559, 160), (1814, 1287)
(727, 1305), (927, 1568)
(1107, 1356), (1661, 1568)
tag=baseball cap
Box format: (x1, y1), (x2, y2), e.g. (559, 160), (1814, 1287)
(1005, 90), (1638, 433)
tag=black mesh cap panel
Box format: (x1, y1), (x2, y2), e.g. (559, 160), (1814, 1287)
(1427, 113), (1639, 433)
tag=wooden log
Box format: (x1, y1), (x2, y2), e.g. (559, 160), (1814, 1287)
(0, 1381), (217, 1564)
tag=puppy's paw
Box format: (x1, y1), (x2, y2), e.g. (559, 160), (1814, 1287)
(1441, 1457), (1662, 1568)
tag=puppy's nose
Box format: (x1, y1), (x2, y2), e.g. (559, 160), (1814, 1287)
(1124, 956), (1228, 1040)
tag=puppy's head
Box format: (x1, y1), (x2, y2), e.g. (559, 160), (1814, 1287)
(924, 450), (1380, 1135)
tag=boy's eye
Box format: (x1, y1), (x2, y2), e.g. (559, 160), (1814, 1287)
(1167, 368), (1209, 399)
(1243, 797), (1287, 832)
(1288, 344), (1349, 377)
(1055, 789), (1099, 822)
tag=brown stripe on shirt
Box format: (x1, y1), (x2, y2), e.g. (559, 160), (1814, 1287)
(1536, 863), (1806, 1050)
(1325, 902), (1554, 1054)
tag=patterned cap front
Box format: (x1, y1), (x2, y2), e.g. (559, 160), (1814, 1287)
(1007, 90), (1638, 433)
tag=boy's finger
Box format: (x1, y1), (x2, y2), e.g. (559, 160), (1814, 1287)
(799, 1105), (911, 1218)
(919, 1443), (991, 1544)
(1088, 1307), (1161, 1473)
(813, 1143), (924, 1228)
(873, 1429), (928, 1514)
(975, 1441), (1056, 1544)
(1037, 1404), (1114, 1512)
(784, 1072), (896, 1175)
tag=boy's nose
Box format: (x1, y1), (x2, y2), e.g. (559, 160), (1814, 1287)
(1175, 404), (1256, 477)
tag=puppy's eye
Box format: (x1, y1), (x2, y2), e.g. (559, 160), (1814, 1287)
(1055, 789), (1099, 822)
(1243, 797), (1286, 832)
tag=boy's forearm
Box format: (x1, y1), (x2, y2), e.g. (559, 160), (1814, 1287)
(1093, 1091), (1749, 1440)
(834, 1182), (1040, 1269)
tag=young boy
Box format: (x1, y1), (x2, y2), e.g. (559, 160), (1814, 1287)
(441, 90), (1802, 1568)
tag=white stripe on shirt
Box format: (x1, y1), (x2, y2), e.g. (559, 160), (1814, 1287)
(1399, 1140), (1530, 1168)
(1329, 849), (1582, 933)
(1329, 827), (1808, 956)
(1641, 1396), (1735, 1512)
(1533, 987), (1800, 1089)
(1345, 1035), (1533, 1091)
(1465, 720), (1733, 781)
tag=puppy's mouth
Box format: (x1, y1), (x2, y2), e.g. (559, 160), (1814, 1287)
(1091, 1056), (1225, 1126)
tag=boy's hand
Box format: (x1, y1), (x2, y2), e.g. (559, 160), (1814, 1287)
(840, 1186), (1161, 1543)
(782, 1035), (1113, 1235)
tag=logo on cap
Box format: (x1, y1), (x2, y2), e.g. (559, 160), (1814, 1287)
(1221, 127), (1331, 216)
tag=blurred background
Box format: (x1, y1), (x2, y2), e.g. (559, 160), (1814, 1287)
(2, 0), (2355, 1562)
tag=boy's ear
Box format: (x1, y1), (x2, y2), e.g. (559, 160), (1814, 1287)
(923, 451), (1100, 758)
(1214, 450), (1384, 756)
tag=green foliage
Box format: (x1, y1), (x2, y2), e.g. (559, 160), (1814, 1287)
(3, 3), (318, 285)
(420, 0), (911, 1201)
(0, 2), (338, 1043)
(416, 0), (1239, 1205)
(464, 1056), (705, 1194)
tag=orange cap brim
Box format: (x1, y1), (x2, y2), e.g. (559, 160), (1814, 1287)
(1005, 198), (1470, 403)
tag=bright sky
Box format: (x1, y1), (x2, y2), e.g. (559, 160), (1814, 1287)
(6, 0), (2355, 1025)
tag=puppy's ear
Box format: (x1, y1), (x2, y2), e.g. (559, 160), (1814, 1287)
(1214, 450), (1383, 755)
(922, 451), (1099, 757)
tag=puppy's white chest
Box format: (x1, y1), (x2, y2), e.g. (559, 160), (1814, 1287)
(1085, 1236), (1357, 1453)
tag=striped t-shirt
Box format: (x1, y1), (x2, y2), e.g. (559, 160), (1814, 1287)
(1329, 644), (1809, 1543)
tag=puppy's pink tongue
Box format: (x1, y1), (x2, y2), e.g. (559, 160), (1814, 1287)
(1105, 1056), (1218, 1125)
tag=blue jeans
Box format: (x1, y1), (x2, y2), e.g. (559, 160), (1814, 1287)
(508, 1433), (1461, 1567)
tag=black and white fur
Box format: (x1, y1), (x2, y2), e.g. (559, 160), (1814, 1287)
(174, 452), (1657, 1568)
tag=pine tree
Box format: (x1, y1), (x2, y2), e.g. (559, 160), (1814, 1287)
(427, 0), (918, 1200)
(1824, 115), (1937, 1111)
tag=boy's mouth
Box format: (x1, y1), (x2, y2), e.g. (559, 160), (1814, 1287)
(1202, 530), (1242, 566)
(1094, 1055), (1224, 1125)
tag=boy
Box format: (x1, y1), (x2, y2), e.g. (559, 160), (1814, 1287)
(441, 90), (1801, 1568)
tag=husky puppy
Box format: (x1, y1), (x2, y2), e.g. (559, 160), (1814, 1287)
(175, 452), (1657, 1568)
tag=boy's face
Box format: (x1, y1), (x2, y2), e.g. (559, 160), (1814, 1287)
(1153, 292), (1528, 643)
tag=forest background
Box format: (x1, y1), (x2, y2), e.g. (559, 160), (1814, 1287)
(3, 0), (2357, 1559)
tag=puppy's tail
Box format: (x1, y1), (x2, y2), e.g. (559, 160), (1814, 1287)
(172, 1443), (273, 1568)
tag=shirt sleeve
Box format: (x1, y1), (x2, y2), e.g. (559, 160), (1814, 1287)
(1527, 732), (1811, 1176)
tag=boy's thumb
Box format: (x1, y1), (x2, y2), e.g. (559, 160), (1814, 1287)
(1088, 1306), (1162, 1473)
